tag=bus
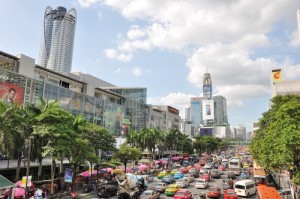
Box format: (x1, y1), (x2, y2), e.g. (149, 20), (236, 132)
(256, 184), (281, 199)
(229, 157), (241, 175)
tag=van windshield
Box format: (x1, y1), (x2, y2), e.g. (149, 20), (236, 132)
(235, 185), (245, 189)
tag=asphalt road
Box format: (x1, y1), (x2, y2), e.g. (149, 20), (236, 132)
(81, 170), (257, 199)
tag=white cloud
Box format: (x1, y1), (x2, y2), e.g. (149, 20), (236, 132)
(77, 0), (102, 8)
(131, 67), (142, 76)
(289, 31), (300, 48)
(127, 25), (146, 40)
(103, 48), (133, 62)
(114, 68), (122, 73)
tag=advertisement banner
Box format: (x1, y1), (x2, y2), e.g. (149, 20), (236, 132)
(202, 100), (214, 120)
(0, 82), (25, 104)
(64, 168), (73, 183)
(272, 69), (281, 83)
(21, 176), (32, 187)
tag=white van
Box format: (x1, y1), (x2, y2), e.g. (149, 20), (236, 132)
(234, 179), (256, 197)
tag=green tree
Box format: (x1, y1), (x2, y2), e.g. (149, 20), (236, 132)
(250, 94), (300, 184)
(33, 100), (77, 194)
(112, 143), (141, 173)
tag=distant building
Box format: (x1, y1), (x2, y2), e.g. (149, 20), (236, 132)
(213, 95), (228, 125)
(39, 6), (77, 74)
(233, 125), (246, 140)
(190, 97), (203, 127)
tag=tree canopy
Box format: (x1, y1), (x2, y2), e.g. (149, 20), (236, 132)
(250, 94), (300, 185)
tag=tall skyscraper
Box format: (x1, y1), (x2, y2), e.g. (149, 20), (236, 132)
(203, 73), (212, 99)
(190, 97), (203, 127)
(39, 6), (77, 74)
(213, 95), (228, 125)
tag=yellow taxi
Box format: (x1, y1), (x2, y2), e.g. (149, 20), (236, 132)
(165, 184), (180, 196)
(157, 171), (168, 179)
(170, 169), (178, 175)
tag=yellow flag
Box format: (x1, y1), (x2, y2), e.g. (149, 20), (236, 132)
(272, 69), (281, 83)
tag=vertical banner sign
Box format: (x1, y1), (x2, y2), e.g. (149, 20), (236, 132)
(64, 168), (73, 183)
(272, 69), (281, 83)
(21, 176), (32, 187)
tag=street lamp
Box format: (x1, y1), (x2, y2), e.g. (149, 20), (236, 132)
(25, 136), (34, 198)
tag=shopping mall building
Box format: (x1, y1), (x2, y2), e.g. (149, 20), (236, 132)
(0, 51), (181, 136)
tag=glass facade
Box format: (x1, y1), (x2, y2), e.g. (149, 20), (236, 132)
(104, 88), (147, 131)
(0, 67), (132, 136)
(190, 97), (203, 127)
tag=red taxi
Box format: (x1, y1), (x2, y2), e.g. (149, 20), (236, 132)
(173, 189), (192, 199)
(199, 173), (210, 182)
(223, 189), (238, 199)
(206, 187), (221, 198)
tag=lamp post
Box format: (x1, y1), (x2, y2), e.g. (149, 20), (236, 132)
(25, 136), (34, 198)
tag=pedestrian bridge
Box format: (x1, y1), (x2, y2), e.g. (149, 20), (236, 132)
(228, 140), (251, 146)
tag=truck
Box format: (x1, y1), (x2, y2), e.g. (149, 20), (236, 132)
(115, 173), (146, 199)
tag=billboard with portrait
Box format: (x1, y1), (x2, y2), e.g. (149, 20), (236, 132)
(202, 100), (214, 120)
(0, 82), (25, 104)
(199, 127), (213, 136)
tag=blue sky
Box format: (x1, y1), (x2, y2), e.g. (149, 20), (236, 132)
(1, 0), (300, 132)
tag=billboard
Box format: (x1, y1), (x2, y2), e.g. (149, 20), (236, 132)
(202, 100), (214, 120)
(0, 82), (25, 104)
(272, 69), (281, 83)
(199, 128), (213, 136)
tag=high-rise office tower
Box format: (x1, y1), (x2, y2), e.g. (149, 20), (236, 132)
(39, 6), (77, 74)
(213, 95), (228, 125)
(203, 73), (212, 99)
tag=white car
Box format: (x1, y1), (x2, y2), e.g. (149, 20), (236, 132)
(140, 190), (160, 199)
(199, 168), (208, 174)
(204, 162), (213, 169)
(183, 174), (195, 182)
(152, 182), (168, 193)
(176, 178), (190, 188)
(195, 179), (209, 189)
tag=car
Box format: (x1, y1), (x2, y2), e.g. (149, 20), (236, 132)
(97, 184), (118, 198)
(204, 162), (213, 169)
(210, 170), (221, 179)
(199, 168), (208, 174)
(218, 164), (225, 171)
(140, 190), (160, 199)
(183, 174), (194, 182)
(223, 189), (238, 199)
(176, 178), (190, 188)
(170, 169), (178, 175)
(206, 187), (221, 198)
(227, 172), (236, 179)
(243, 163), (250, 169)
(157, 171), (168, 179)
(165, 184), (181, 196)
(188, 168), (200, 177)
(161, 175), (176, 184)
(173, 189), (193, 199)
(195, 179), (209, 189)
(200, 173), (210, 182)
(153, 182), (168, 193)
(239, 171), (250, 179)
(174, 171), (184, 179)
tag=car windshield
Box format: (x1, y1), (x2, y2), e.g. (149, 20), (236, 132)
(197, 180), (205, 183)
